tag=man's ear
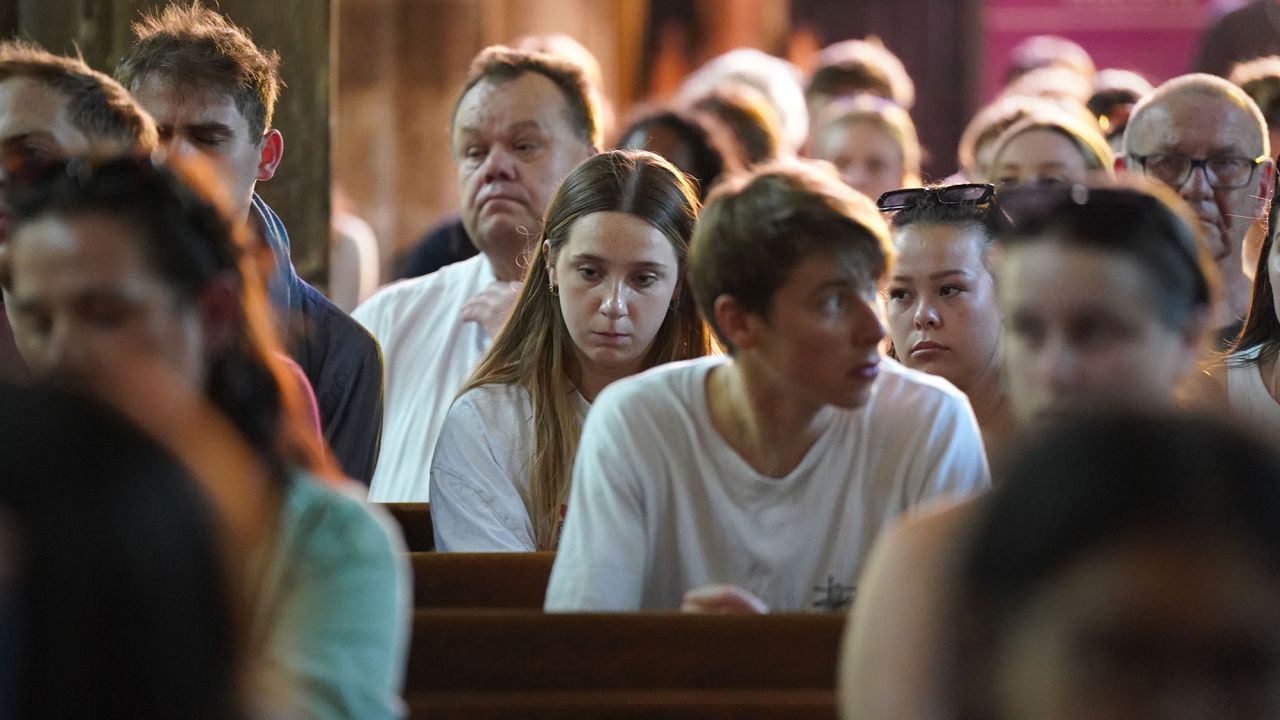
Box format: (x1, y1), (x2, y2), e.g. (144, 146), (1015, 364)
(713, 294), (763, 351)
(257, 129), (284, 182)
(198, 272), (242, 353)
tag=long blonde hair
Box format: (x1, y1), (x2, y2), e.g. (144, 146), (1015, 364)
(461, 150), (714, 549)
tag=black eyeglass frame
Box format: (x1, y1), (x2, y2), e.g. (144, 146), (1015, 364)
(876, 183), (996, 212)
(1126, 152), (1268, 190)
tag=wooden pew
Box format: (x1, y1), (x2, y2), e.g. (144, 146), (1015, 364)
(405, 610), (845, 719)
(411, 552), (555, 608)
(382, 502), (434, 552)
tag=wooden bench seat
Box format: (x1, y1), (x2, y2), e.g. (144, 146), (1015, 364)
(405, 610), (844, 719)
(382, 502), (434, 552)
(410, 552), (555, 608)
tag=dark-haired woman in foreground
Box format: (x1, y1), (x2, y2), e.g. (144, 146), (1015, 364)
(2, 157), (408, 720)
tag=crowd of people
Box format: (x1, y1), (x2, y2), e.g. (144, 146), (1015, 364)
(3, 1), (1280, 718)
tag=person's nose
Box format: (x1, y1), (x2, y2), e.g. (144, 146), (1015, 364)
(43, 319), (86, 379)
(913, 297), (941, 330)
(1178, 161), (1215, 202)
(853, 298), (886, 346)
(1035, 335), (1082, 394)
(599, 279), (627, 319)
(481, 145), (518, 184)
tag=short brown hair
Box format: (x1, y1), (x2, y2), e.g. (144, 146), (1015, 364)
(116, 2), (282, 138)
(690, 160), (892, 351)
(0, 41), (157, 152)
(450, 45), (600, 148)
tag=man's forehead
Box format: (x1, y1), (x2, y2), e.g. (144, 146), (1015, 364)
(0, 76), (87, 150)
(454, 74), (572, 134)
(1132, 93), (1264, 154)
(133, 74), (246, 128)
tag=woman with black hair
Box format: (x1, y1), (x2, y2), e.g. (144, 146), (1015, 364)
(1, 156), (408, 720)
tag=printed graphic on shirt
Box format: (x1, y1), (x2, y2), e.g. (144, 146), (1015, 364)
(813, 575), (856, 612)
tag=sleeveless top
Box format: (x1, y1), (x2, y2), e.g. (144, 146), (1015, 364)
(1226, 345), (1280, 439)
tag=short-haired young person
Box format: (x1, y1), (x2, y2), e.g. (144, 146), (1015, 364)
(0, 40), (158, 384)
(115, 3), (385, 484)
(353, 45), (598, 501)
(544, 162), (989, 613)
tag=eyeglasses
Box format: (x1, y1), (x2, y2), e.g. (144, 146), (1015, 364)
(876, 183), (995, 212)
(1127, 153), (1266, 190)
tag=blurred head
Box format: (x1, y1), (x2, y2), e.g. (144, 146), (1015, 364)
(809, 94), (921, 202)
(691, 160), (891, 408)
(616, 109), (727, 199)
(448, 45), (598, 281)
(957, 95), (1065, 181)
(116, 3), (283, 221)
(0, 383), (240, 720)
(1002, 66), (1094, 110)
(957, 412), (1280, 720)
(512, 32), (614, 140)
(690, 81), (782, 167)
(1123, 74), (1274, 318)
(883, 184), (1001, 395)
(806, 37), (915, 128)
(4, 155), (325, 481)
(679, 48), (809, 155)
(991, 182), (1216, 426)
(0, 41), (157, 241)
(1088, 68), (1154, 144)
(1005, 34), (1095, 86)
(464, 149), (710, 548)
(988, 114), (1114, 189)
(1229, 56), (1280, 156)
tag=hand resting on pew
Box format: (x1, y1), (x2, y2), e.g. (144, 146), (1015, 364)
(682, 583), (770, 614)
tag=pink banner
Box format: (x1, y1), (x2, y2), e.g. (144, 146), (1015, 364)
(983, 0), (1214, 101)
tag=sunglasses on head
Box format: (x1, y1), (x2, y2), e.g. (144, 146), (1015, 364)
(876, 183), (995, 212)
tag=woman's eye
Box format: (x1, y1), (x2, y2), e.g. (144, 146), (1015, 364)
(633, 274), (659, 288)
(887, 288), (911, 301)
(577, 266), (600, 280)
(939, 285), (964, 297)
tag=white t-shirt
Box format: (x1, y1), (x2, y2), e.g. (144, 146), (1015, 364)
(353, 254), (494, 501)
(544, 355), (990, 612)
(430, 382), (589, 551)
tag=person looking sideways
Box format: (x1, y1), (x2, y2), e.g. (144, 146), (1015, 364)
(839, 181), (1217, 720)
(430, 150), (714, 552)
(1121, 73), (1275, 343)
(543, 161), (989, 613)
(1201, 192), (1280, 436)
(114, 3), (385, 484)
(0, 41), (158, 385)
(2, 156), (409, 720)
(986, 113), (1113, 189)
(809, 94), (921, 204)
(879, 183), (1012, 460)
(353, 45), (598, 501)
(955, 413), (1280, 720)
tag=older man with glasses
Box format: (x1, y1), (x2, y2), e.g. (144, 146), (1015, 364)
(1121, 73), (1275, 343)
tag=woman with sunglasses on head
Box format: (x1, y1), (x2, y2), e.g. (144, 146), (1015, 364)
(429, 150), (714, 552)
(1, 156), (409, 720)
(879, 183), (1012, 459)
(985, 112), (1114, 190)
(840, 180), (1217, 720)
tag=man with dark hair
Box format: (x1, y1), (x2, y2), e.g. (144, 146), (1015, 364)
(0, 40), (159, 384)
(116, 2), (385, 484)
(354, 45), (598, 501)
(544, 161), (988, 612)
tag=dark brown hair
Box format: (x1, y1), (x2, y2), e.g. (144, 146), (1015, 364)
(0, 40), (157, 152)
(116, 2), (282, 138)
(450, 45), (600, 148)
(690, 160), (891, 351)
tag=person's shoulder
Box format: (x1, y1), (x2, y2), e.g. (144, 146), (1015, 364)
(354, 255), (489, 324)
(296, 280), (380, 350)
(451, 382), (534, 426)
(283, 472), (404, 559)
(869, 358), (971, 411)
(593, 356), (722, 416)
